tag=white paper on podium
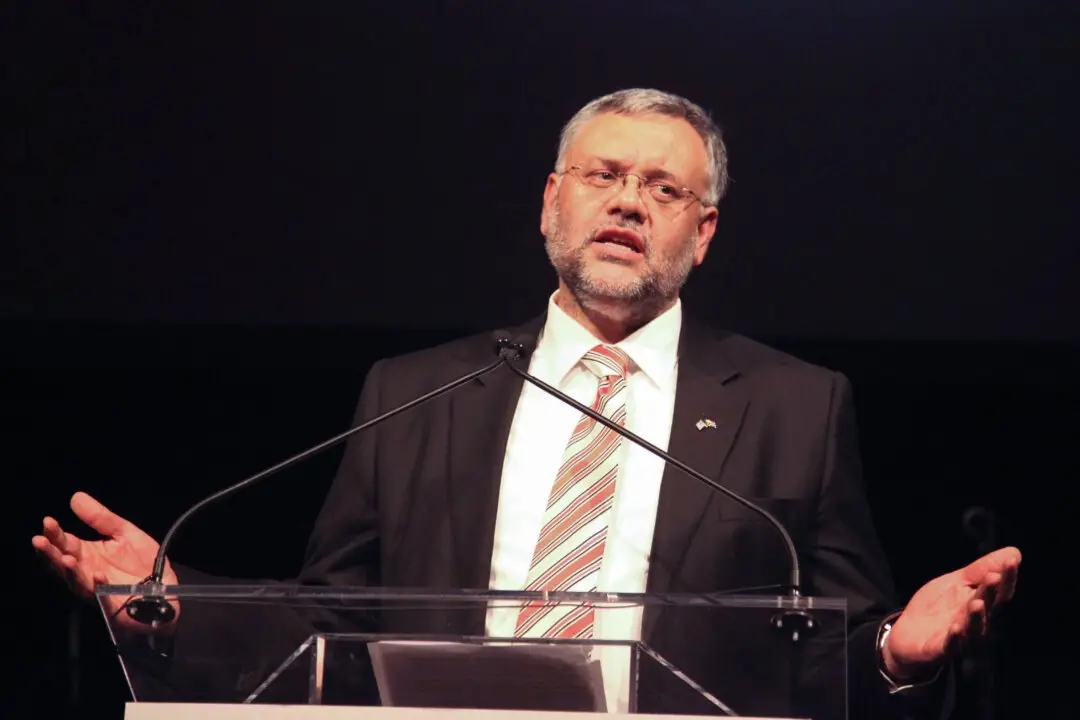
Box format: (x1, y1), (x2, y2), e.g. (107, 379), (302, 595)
(368, 641), (607, 712)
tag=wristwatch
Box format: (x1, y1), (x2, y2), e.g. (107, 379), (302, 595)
(877, 611), (941, 692)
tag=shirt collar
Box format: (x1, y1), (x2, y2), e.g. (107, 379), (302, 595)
(534, 290), (681, 392)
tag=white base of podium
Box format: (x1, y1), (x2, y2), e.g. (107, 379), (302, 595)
(126, 704), (802, 720)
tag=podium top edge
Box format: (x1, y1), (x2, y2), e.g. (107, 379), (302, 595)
(93, 584), (847, 610)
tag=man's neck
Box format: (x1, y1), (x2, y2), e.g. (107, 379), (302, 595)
(554, 284), (676, 344)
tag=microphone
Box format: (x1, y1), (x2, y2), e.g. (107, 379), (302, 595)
(497, 334), (816, 641)
(125, 331), (515, 626)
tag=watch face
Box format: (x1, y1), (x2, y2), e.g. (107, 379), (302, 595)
(878, 625), (890, 649)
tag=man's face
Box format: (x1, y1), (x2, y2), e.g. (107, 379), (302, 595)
(541, 112), (718, 309)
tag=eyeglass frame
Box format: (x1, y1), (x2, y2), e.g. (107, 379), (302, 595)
(559, 163), (712, 210)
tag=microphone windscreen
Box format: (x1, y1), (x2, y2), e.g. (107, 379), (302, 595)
(512, 333), (536, 358)
(492, 330), (513, 357)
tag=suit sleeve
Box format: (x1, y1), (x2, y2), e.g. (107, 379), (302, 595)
(813, 372), (953, 720)
(142, 361), (387, 703)
(812, 372), (896, 622)
(298, 358), (384, 587)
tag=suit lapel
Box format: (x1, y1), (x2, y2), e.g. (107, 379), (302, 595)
(446, 316), (546, 592)
(643, 318), (748, 640)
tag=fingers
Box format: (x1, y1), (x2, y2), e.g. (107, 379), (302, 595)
(943, 595), (987, 660)
(31, 533), (93, 600)
(32, 533), (67, 573)
(951, 580), (997, 656)
(997, 559), (1020, 604)
(981, 572), (1000, 613)
(70, 491), (132, 538)
(967, 595), (988, 638)
(41, 516), (83, 559)
(961, 545), (1022, 585)
(977, 556), (1020, 613)
(943, 617), (967, 659)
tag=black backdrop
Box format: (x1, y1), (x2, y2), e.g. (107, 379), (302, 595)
(8, 2), (1080, 718)
(6, 1), (1078, 340)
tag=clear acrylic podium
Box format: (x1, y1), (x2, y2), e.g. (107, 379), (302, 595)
(96, 585), (847, 719)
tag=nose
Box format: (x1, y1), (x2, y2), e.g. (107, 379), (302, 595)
(605, 174), (648, 224)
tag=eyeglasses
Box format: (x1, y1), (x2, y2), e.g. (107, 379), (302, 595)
(561, 164), (708, 210)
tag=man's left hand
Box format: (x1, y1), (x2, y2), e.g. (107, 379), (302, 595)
(882, 546), (1021, 681)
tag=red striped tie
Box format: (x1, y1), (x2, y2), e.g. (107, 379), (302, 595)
(515, 344), (631, 639)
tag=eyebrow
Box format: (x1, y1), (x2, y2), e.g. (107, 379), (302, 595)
(589, 157), (683, 185)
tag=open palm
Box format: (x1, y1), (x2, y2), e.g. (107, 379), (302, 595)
(885, 546), (1020, 678)
(32, 491), (179, 629)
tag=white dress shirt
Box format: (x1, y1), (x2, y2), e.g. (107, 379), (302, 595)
(486, 291), (681, 712)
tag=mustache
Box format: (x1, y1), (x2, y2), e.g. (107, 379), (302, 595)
(585, 218), (651, 252)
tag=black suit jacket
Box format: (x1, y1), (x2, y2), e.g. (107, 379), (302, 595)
(161, 313), (949, 718)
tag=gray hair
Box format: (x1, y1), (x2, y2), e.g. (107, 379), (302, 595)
(554, 88), (730, 206)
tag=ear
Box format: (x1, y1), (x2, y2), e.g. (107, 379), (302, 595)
(692, 205), (719, 265)
(540, 173), (560, 237)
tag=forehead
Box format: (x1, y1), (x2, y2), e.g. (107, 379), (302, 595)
(567, 112), (709, 185)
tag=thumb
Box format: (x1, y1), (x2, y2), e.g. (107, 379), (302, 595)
(70, 492), (135, 539)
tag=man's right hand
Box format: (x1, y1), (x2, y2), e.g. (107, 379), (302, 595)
(32, 491), (179, 631)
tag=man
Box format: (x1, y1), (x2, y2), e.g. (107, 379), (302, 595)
(34, 89), (1020, 718)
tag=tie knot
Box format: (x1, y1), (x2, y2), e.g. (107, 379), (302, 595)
(581, 344), (631, 379)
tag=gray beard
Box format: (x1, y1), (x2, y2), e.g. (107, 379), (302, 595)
(544, 207), (696, 320)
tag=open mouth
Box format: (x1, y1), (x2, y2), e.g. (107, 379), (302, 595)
(592, 228), (645, 255)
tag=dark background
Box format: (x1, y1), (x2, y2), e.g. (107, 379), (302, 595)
(7, 2), (1079, 718)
